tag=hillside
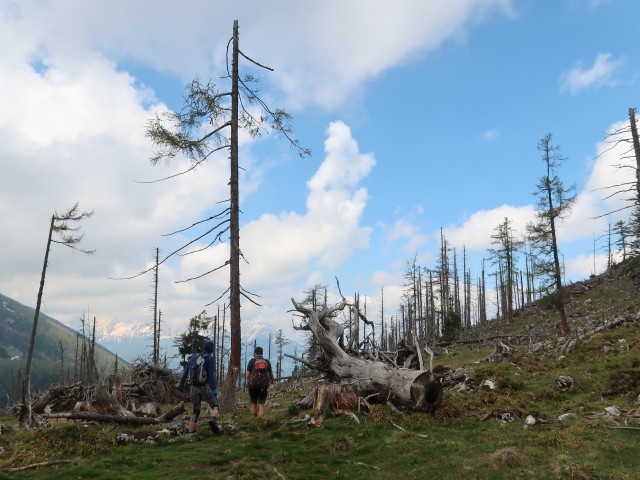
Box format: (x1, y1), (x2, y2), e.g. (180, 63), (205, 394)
(0, 259), (639, 479)
(0, 293), (124, 406)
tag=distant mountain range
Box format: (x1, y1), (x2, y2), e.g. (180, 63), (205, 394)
(0, 292), (123, 406)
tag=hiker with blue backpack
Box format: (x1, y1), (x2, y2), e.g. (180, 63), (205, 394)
(177, 340), (220, 434)
(245, 346), (274, 418)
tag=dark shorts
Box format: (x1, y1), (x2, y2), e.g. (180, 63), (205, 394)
(248, 386), (268, 404)
(191, 385), (219, 411)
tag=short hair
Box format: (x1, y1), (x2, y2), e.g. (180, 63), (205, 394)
(254, 346), (263, 355)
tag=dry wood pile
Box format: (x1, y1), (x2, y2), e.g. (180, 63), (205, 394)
(20, 363), (186, 427)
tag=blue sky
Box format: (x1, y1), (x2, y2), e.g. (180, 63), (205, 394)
(0, 0), (638, 361)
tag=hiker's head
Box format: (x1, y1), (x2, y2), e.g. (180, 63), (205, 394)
(203, 341), (214, 354)
(254, 346), (263, 356)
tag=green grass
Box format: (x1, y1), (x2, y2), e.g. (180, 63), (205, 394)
(2, 389), (639, 480)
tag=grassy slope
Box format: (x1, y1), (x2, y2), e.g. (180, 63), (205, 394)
(1, 262), (639, 480)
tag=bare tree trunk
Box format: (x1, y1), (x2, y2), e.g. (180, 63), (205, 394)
(226, 19), (241, 405)
(22, 215), (55, 407)
(629, 108), (640, 200)
(153, 247), (159, 366)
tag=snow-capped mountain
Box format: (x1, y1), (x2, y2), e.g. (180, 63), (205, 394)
(92, 316), (305, 374)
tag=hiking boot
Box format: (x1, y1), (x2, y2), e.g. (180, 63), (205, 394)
(209, 419), (221, 434)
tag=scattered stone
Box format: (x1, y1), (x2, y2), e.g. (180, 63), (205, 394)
(0, 424), (6, 434)
(604, 406), (621, 417)
(450, 382), (471, 392)
(558, 413), (576, 422)
(523, 415), (536, 429)
(0, 446), (5, 455)
(164, 421), (189, 436)
(498, 412), (515, 423)
(603, 346), (614, 354)
(480, 379), (496, 390)
(556, 376), (574, 392)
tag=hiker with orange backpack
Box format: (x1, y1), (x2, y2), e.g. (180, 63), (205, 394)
(177, 340), (220, 434)
(245, 346), (274, 418)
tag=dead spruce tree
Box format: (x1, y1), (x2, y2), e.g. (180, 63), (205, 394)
(142, 20), (308, 409)
(526, 133), (575, 336)
(20, 203), (94, 429)
(289, 284), (442, 423)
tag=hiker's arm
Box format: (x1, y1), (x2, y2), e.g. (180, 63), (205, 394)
(178, 361), (189, 387)
(268, 362), (275, 382)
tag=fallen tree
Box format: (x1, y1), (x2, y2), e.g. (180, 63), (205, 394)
(290, 295), (442, 417)
(42, 402), (185, 425)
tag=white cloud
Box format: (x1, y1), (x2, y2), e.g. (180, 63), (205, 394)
(443, 204), (536, 251)
(241, 121), (375, 287)
(559, 53), (624, 94)
(1, 0), (515, 111)
(564, 253), (609, 280)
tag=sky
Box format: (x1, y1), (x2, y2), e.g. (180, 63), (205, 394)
(1, 0), (638, 363)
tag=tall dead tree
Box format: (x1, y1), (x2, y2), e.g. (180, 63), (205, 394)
(138, 20), (308, 409)
(152, 247), (160, 366)
(526, 133), (576, 335)
(20, 203), (93, 428)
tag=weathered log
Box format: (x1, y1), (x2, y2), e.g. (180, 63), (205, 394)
(42, 412), (163, 425)
(160, 401), (186, 421)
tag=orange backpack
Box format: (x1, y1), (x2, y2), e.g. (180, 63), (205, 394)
(248, 359), (270, 389)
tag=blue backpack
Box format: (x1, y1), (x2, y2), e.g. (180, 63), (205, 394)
(189, 353), (209, 386)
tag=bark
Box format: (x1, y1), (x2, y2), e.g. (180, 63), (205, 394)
(291, 299), (442, 414)
(22, 215), (55, 408)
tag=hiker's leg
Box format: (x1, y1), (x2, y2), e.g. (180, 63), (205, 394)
(204, 386), (220, 416)
(257, 388), (267, 417)
(248, 387), (259, 417)
(202, 386), (221, 433)
(189, 388), (203, 432)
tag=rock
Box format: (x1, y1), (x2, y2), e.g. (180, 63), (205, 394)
(479, 379), (496, 390)
(603, 346), (614, 354)
(0, 424), (6, 434)
(523, 415), (536, 429)
(165, 421), (189, 436)
(556, 376), (574, 391)
(604, 406), (621, 416)
(498, 412), (515, 423)
(0, 446), (5, 455)
(133, 402), (161, 417)
(558, 413), (576, 421)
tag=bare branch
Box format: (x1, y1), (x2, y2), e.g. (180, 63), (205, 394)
(175, 261), (229, 283)
(239, 49), (274, 71)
